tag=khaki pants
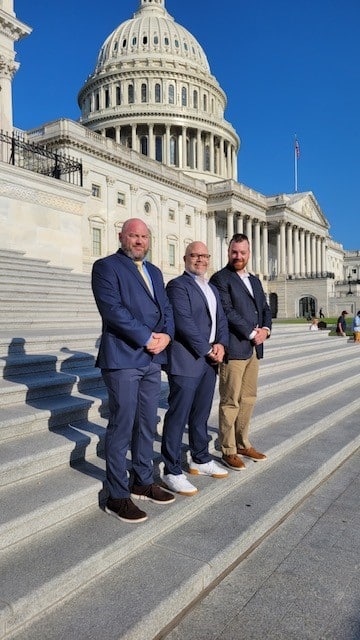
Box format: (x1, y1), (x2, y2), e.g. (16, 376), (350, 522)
(219, 352), (259, 454)
(354, 331), (360, 342)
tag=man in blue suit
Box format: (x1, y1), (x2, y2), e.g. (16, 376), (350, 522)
(92, 218), (175, 523)
(161, 242), (229, 496)
(210, 233), (272, 470)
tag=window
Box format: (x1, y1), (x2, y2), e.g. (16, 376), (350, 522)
(91, 184), (101, 198)
(168, 84), (175, 104)
(155, 136), (163, 162)
(128, 84), (134, 103)
(155, 83), (161, 103)
(168, 209), (175, 222)
(92, 228), (102, 256)
(141, 83), (148, 103)
(140, 136), (148, 156)
(170, 137), (177, 165)
(142, 36), (148, 45)
(168, 243), (175, 266)
(193, 90), (198, 109)
(203, 94), (207, 111)
(105, 88), (110, 108)
(132, 36), (137, 45)
(117, 192), (125, 206)
(95, 93), (100, 111)
(164, 36), (169, 46)
(144, 201), (151, 214)
(154, 35), (159, 45)
(116, 86), (121, 105)
(181, 87), (187, 106)
(185, 214), (191, 226)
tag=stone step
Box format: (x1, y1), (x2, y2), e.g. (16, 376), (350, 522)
(0, 329), (101, 355)
(1, 408), (359, 640)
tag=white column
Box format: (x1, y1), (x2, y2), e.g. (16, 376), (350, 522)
(236, 213), (243, 233)
(300, 229), (305, 277)
(311, 234), (316, 277)
(131, 124), (137, 152)
(254, 219), (261, 274)
(226, 209), (234, 241)
(305, 231), (311, 276)
(287, 224), (293, 276)
(321, 238), (327, 276)
(220, 138), (225, 177)
(182, 126), (187, 169)
(165, 125), (170, 165)
(148, 124), (154, 159)
(210, 133), (215, 173)
(197, 130), (203, 171)
(207, 212), (217, 270)
(280, 222), (286, 274)
(294, 226), (300, 277)
(246, 217), (253, 272)
(262, 223), (269, 277)
(232, 146), (237, 180)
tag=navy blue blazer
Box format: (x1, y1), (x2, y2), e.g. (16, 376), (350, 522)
(210, 265), (272, 360)
(92, 249), (174, 369)
(166, 271), (229, 377)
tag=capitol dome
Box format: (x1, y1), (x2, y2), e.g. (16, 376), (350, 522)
(78, 0), (239, 181)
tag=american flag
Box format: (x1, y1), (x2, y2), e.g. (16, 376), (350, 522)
(295, 139), (300, 159)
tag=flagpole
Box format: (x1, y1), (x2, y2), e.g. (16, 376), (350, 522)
(294, 133), (300, 193)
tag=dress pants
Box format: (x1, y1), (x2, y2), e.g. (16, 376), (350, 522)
(161, 362), (217, 475)
(219, 352), (259, 454)
(102, 362), (161, 499)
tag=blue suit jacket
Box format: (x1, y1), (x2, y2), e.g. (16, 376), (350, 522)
(166, 272), (229, 377)
(92, 249), (174, 369)
(210, 265), (272, 360)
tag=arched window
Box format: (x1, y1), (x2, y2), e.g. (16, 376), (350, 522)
(105, 88), (110, 108)
(181, 87), (187, 106)
(193, 90), (198, 109)
(128, 84), (134, 104)
(155, 83), (161, 103)
(141, 83), (148, 103)
(116, 86), (121, 105)
(168, 84), (175, 104)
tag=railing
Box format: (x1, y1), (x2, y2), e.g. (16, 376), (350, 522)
(0, 130), (83, 187)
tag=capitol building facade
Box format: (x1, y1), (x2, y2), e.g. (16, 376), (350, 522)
(1, 0), (359, 318)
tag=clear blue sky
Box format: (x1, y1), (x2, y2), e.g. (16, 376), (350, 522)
(12, 0), (360, 250)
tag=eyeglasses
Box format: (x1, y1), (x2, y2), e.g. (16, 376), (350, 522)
(188, 253), (211, 260)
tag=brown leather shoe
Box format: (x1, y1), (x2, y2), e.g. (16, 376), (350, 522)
(222, 454), (246, 470)
(131, 483), (175, 504)
(237, 446), (267, 461)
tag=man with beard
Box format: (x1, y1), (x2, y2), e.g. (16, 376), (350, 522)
(92, 218), (175, 523)
(210, 233), (272, 471)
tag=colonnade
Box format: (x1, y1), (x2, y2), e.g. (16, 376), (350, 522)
(95, 122), (237, 179)
(210, 210), (328, 278)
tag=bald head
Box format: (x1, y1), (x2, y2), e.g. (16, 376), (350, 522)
(184, 241), (210, 276)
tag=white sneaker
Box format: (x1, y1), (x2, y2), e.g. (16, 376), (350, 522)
(189, 459), (228, 478)
(162, 473), (198, 496)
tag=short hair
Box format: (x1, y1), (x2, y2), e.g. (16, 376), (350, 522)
(229, 233), (249, 245)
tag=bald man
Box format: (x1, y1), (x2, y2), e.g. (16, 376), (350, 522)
(161, 242), (229, 496)
(92, 218), (175, 523)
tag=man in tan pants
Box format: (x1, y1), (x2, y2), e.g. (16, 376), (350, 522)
(210, 233), (272, 470)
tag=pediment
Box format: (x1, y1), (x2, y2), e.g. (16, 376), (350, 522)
(287, 192), (329, 229)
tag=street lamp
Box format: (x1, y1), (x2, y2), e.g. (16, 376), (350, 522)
(347, 274), (353, 295)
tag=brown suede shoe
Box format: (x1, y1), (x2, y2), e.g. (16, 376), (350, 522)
(131, 483), (175, 504)
(237, 446), (267, 461)
(222, 454), (246, 470)
(105, 497), (148, 523)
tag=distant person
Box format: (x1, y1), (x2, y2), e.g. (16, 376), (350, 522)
(210, 233), (272, 470)
(352, 310), (360, 343)
(161, 242), (229, 496)
(309, 317), (319, 331)
(336, 310), (348, 337)
(319, 308), (325, 318)
(92, 218), (175, 523)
